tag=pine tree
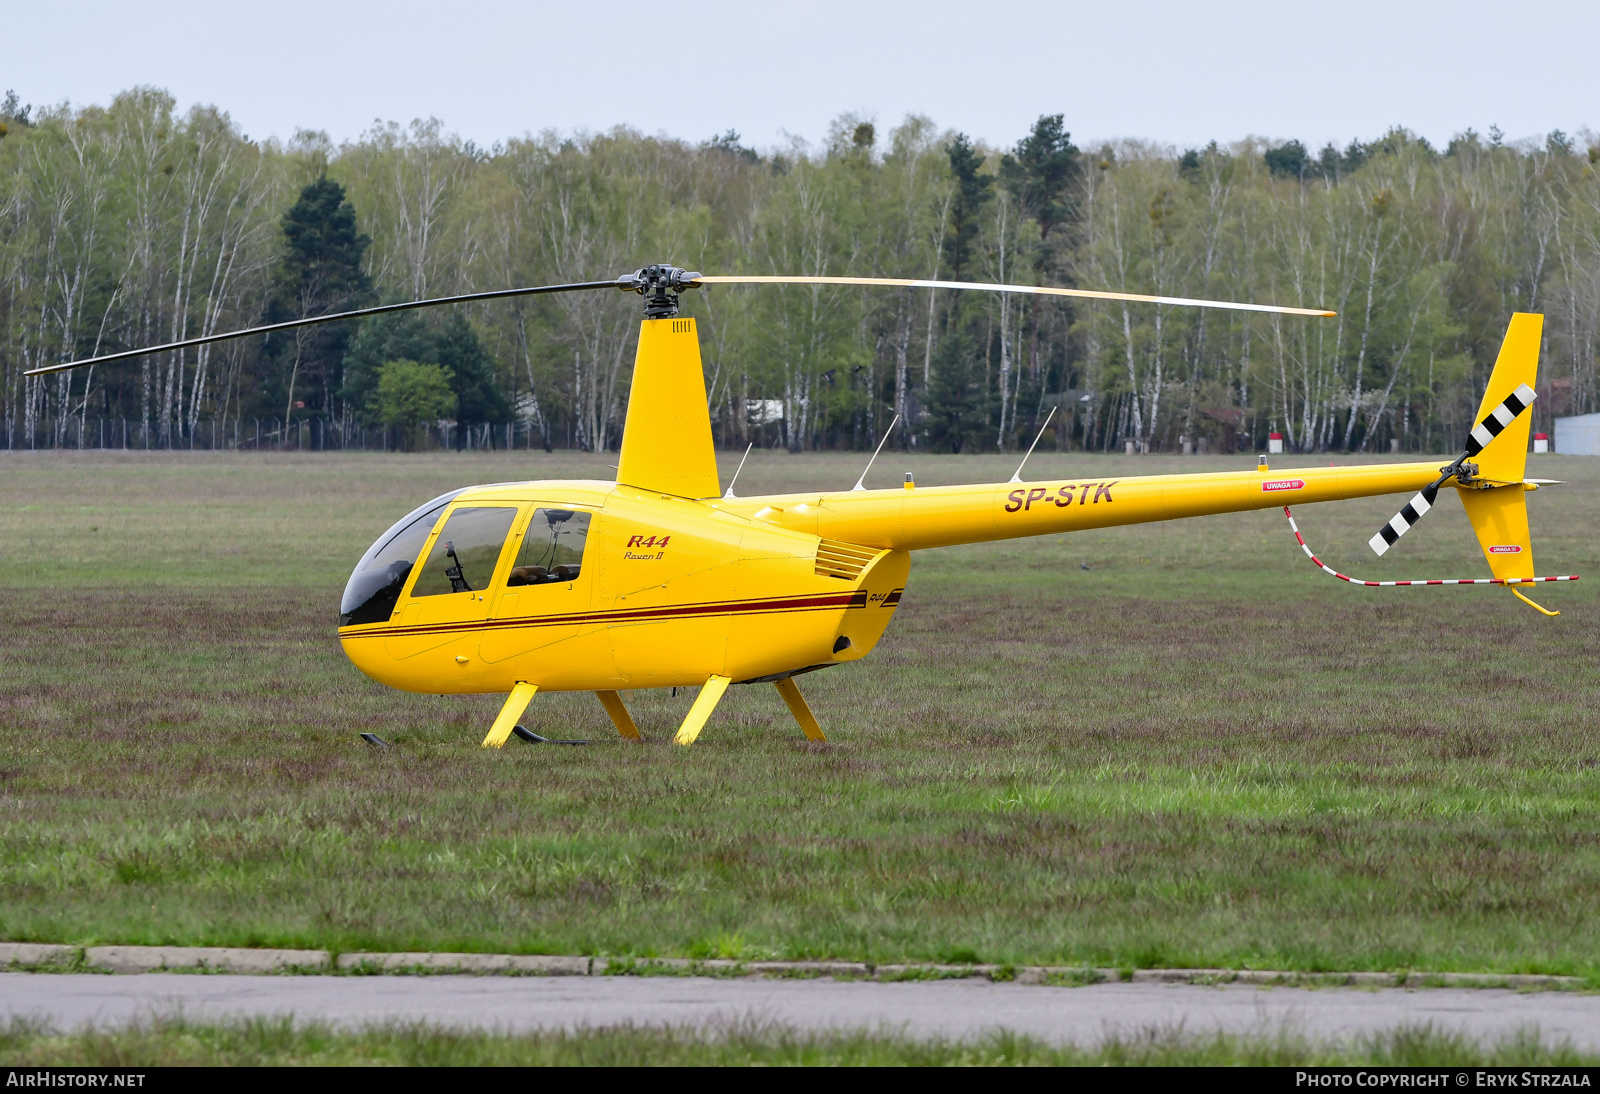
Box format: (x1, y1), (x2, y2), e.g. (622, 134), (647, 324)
(258, 177), (372, 422)
(1000, 114), (1079, 245)
(435, 312), (511, 433)
(926, 327), (983, 452)
(925, 135), (996, 449)
(944, 134), (992, 282)
(998, 116), (1082, 439)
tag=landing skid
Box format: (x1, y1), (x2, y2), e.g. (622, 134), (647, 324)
(512, 725), (589, 746)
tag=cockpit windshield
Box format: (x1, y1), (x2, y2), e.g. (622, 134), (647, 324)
(339, 489), (465, 626)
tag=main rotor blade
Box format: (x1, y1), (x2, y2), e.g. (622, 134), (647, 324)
(23, 280), (618, 377)
(692, 275), (1336, 318)
(1367, 383), (1539, 557)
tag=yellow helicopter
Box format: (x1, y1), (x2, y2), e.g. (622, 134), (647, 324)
(31, 265), (1573, 748)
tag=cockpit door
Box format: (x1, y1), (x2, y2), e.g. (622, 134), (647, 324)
(385, 505), (520, 660)
(479, 507), (600, 673)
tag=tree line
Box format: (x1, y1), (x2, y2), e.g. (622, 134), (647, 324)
(3, 86), (1598, 456)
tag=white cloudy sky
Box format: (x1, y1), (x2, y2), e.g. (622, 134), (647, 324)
(8, 0), (1596, 152)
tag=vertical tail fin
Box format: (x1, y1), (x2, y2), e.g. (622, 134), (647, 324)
(1460, 487), (1535, 582)
(1469, 313), (1541, 486)
(1461, 314), (1543, 599)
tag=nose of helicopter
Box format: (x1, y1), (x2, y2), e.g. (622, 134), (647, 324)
(339, 490), (464, 627)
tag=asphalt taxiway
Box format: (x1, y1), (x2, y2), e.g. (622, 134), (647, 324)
(5, 973), (1597, 1046)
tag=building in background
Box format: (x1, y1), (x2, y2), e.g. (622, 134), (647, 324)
(1552, 414), (1600, 455)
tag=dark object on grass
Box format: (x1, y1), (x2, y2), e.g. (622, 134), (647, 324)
(512, 725), (589, 746)
(359, 733), (391, 748)
(1081, 563), (1090, 571)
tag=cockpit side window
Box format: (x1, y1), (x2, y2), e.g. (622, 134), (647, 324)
(410, 507), (519, 598)
(507, 509), (592, 586)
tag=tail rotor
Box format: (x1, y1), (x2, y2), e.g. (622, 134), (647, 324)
(1368, 382), (1536, 557)
(1344, 314), (1572, 615)
(1369, 481), (1443, 557)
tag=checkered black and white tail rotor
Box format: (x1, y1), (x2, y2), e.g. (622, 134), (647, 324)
(1465, 383), (1536, 457)
(1367, 383), (1536, 557)
(1368, 483), (1440, 556)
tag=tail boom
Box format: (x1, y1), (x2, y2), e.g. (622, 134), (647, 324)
(718, 460), (1451, 551)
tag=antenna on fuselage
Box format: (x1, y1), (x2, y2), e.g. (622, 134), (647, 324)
(852, 414), (901, 491)
(723, 443), (755, 499)
(1008, 406), (1058, 484)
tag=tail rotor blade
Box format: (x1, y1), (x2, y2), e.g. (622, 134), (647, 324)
(1369, 384), (1537, 557)
(1465, 383), (1536, 457)
(1369, 483), (1441, 556)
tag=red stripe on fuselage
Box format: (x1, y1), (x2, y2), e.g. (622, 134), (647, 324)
(341, 591), (864, 641)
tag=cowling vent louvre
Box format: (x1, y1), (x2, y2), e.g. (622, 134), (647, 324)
(815, 539), (879, 581)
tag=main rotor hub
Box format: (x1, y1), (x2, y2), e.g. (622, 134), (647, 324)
(617, 264), (701, 318)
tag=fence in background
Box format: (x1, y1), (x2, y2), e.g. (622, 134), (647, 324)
(3, 418), (534, 452)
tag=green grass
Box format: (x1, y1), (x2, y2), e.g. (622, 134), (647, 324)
(2, 450), (1598, 975)
(1, 1015), (1594, 1067)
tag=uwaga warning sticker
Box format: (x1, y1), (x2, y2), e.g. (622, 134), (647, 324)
(1488, 544), (1524, 554)
(1261, 479), (1305, 492)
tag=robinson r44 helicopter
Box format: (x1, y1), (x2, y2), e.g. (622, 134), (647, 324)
(31, 266), (1574, 747)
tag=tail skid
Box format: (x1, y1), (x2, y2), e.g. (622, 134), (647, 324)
(1285, 507), (1576, 612)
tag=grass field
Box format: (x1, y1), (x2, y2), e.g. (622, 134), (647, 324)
(2, 1015), (1593, 1067)
(2, 449), (1597, 975)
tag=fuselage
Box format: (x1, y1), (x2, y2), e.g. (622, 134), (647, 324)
(337, 459), (1444, 695)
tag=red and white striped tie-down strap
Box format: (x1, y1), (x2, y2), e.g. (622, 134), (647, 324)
(1283, 506), (1579, 588)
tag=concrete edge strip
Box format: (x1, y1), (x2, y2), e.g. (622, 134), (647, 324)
(0, 944), (1583, 989)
